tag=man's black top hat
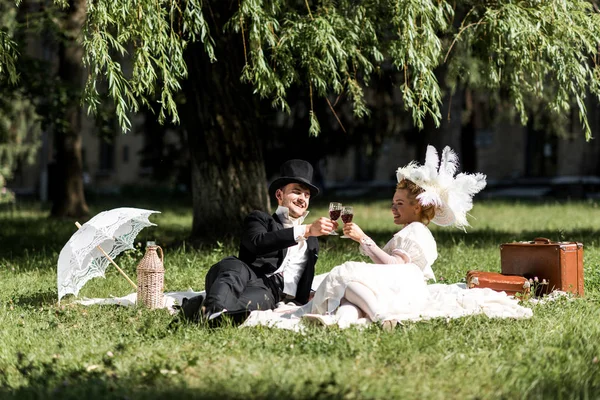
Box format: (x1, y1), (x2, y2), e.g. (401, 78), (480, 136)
(268, 159), (320, 198)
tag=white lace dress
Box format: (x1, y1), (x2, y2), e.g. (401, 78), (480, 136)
(307, 222), (438, 319)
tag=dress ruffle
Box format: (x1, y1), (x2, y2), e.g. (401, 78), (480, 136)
(383, 222), (437, 281)
(308, 261), (429, 318)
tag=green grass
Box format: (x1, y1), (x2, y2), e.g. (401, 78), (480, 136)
(1, 198), (600, 399)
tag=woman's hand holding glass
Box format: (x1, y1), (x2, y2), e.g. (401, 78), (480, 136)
(342, 222), (367, 243)
(340, 206), (354, 238)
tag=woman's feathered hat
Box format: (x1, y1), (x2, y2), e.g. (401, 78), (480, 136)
(396, 145), (487, 230)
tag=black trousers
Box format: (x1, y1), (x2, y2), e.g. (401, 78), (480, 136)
(204, 256), (282, 316)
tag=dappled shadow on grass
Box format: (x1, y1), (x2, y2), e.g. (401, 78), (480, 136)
(0, 362), (355, 400)
(529, 373), (600, 400)
(0, 217), (73, 258)
(1, 352), (598, 400)
(0, 385), (221, 400)
(0, 193), (193, 259)
(12, 290), (58, 307)
(0, 216), (193, 260)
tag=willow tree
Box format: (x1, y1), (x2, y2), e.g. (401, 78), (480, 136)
(68, 1), (600, 236)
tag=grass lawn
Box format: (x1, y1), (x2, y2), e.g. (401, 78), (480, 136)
(1, 196), (600, 399)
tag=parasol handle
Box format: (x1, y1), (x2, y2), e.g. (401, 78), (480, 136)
(75, 222), (138, 290)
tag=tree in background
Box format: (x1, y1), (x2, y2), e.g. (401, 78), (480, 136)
(0, 90), (42, 204)
(50, 0), (89, 217)
(0, 1), (37, 205)
(0, 0), (89, 217)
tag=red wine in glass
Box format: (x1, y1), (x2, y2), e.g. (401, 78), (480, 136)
(340, 206), (354, 238)
(329, 210), (341, 221)
(328, 202), (342, 235)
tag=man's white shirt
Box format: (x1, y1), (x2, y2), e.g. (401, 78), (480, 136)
(269, 206), (310, 298)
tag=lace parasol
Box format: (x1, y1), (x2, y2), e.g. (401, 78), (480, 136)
(57, 207), (160, 301)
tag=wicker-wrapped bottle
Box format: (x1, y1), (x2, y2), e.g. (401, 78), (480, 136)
(136, 243), (165, 309)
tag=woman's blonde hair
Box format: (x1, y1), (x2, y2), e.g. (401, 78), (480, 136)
(396, 179), (436, 225)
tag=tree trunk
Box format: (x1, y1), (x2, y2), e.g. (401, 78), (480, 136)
(182, 1), (268, 240)
(51, 0), (88, 218)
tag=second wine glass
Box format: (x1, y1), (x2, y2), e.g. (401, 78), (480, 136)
(328, 202), (342, 235)
(340, 206), (354, 238)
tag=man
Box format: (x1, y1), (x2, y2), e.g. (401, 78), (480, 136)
(183, 159), (336, 325)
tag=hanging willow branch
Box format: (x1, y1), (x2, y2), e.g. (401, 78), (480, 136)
(1, 0), (596, 139)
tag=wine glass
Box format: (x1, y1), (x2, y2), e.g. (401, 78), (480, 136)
(328, 202), (342, 235)
(340, 206), (354, 238)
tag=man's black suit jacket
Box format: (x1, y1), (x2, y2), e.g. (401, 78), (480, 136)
(238, 210), (318, 304)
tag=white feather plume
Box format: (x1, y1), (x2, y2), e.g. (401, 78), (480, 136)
(423, 145), (439, 181)
(396, 161), (420, 183)
(395, 144), (487, 229)
(437, 147), (459, 187)
(416, 190), (442, 208)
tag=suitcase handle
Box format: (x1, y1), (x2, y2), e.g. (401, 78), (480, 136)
(533, 237), (552, 244)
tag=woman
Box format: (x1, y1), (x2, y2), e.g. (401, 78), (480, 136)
(306, 179), (437, 323)
(302, 145), (487, 326)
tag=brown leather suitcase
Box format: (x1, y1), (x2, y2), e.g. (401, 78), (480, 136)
(466, 270), (530, 296)
(500, 238), (584, 296)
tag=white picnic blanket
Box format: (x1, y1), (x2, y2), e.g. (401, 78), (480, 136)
(74, 274), (330, 312)
(241, 282), (534, 331)
(76, 273), (537, 331)
(76, 289), (205, 314)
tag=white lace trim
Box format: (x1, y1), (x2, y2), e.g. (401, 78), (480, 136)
(384, 222), (437, 280)
(359, 236), (376, 256)
(57, 208), (160, 300)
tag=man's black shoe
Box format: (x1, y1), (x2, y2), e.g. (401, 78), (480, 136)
(169, 294), (205, 329)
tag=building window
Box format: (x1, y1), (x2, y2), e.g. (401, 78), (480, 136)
(99, 140), (115, 172)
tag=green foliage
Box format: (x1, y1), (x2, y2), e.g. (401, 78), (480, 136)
(0, 1), (43, 202)
(70, 0), (600, 139)
(1, 198), (600, 398)
(446, 0), (600, 140)
(388, 0), (453, 129)
(1, 1), (600, 138)
(0, 0), (18, 85)
(0, 29), (18, 85)
(0, 89), (42, 179)
(81, 0), (215, 131)
(0, 174), (14, 204)
(232, 1), (386, 134)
